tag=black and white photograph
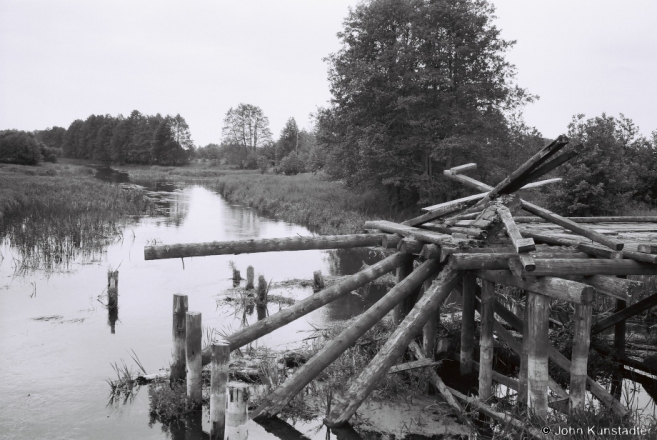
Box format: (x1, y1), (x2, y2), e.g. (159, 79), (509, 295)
(1, 1), (657, 439)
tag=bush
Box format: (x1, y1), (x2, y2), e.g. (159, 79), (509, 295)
(0, 130), (42, 165)
(279, 152), (306, 175)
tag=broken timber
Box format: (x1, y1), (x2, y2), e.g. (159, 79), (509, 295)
(142, 136), (657, 434)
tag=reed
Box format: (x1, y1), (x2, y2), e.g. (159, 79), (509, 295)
(0, 163), (153, 272)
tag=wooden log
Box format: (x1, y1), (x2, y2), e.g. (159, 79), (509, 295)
(591, 292), (657, 334)
(420, 244), (441, 260)
(516, 216), (657, 223)
(473, 361), (519, 391)
(246, 266), (255, 290)
(526, 292), (550, 418)
(479, 279), (495, 401)
(519, 295), (529, 405)
(324, 261), (463, 427)
(520, 200), (624, 250)
(380, 233), (402, 249)
(251, 258), (442, 420)
(530, 259), (657, 276)
(171, 294), (188, 382)
(503, 150), (578, 194)
(615, 297), (627, 357)
(393, 259), (415, 325)
(257, 275), (268, 305)
(443, 170), (491, 192)
(476, 270), (595, 304)
(451, 253), (587, 270)
(387, 359), (441, 374)
(397, 238), (424, 255)
(578, 243), (623, 259)
(312, 271), (324, 293)
(622, 250), (657, 264)
(144, 233), (395, 260)
(567, 275), (644, 301)
(498, 206), (535, 253)
(449, 163), (477, 174)
(186, 311), (202, 406)
(638, 244), (657, 254)
(570, 304), (592, 412)
(365, 220), (476, 248)
(590, 342), (657, 377)
(460, 274), (476, 375)
(447, 386), (544, 439)
(226, 382), (250, 440)
(210, 342), (230, 440)
(201, 252), (412, 366)
(491, 299), (629, 415)
(518, 253), (536, 272)
(422, 276), (438, 359)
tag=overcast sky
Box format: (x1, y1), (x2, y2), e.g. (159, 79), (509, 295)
(1, 1), (655, 147)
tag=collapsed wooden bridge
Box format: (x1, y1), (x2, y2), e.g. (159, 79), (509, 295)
(144, 135), (657, 437)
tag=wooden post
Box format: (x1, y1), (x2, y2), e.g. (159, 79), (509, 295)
(460, 274), (476, 376)
(479, 279), (495, 401)
(171, 294), (188, 382)
(186, 311), (202, 406)
(518, 293), (529, 405)
(246, 266), (254, 290)
(614, 299), (627, 356)
(251, 258), (442, 420)
(526, 292), (549, 419)
(226, 382), (250, 440)
(257, 275), (268, 305)
(570, 303), (592, 412)
(233, 268), (241, 287)
(393, 259), (414, 324)
(107, 270), (119, 307)
(422, 275), (438, 359)
(210, 341), (230, 440)
(313, 270), (325, 292)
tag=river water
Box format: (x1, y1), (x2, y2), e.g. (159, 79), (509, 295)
(0, 171), (386, 440)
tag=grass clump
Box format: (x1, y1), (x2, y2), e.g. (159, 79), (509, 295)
(0, 162), (153, 272)
(148, 382), (199, 424)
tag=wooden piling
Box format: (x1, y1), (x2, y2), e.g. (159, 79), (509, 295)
(186, 311), (202, 406)
(478, 279), (495, 401)
(526, 292), (550, 418)
(313, 270), (325, 292)
(570, 303), (592, 412)
(107, 270), (119, 308)
(615, 298), (627, 356)
(233, 268), (241, 287)
(257, 275), (268, 305)
(393, 259), (414, 325)
(210, 341), (230, 440)
(171, 294), (188, 382)
(421, 275), (438, 359)
(518, 294), (529, 405)
(246, 266), (254, 290)
(460, 274), (476, 376)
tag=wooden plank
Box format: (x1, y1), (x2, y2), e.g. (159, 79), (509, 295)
(638, 244), (657, 254)
(570, 304), (592, 412)
(591, 292), (657, 334)
(503, 149), (577, 194)
(200, 253), (412, 365)
(520, 200), (624, 250)
(387, 359), (441, 374)
(517, 177), (562, 190)
(498, 205), (535, 253)
(251, 258), (442, 420)
(144, 233), (395, 260)
(479, 279), (495, 401)
(530, 259), (657, 276)
(443, 170), (492, 193)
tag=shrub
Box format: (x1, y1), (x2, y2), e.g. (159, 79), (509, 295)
(0, 130), (42, 165)
(279, 152), (306, 175)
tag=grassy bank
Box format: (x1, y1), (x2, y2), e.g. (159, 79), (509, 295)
(0, 162), (153, 271)
(212, 173), (414, 235)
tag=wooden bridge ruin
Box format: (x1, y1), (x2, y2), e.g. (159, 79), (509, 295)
(144, 135), (657, 438)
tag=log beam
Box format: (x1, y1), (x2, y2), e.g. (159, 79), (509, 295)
(591, 291), (657, 335)
(144, 233), (397, 260)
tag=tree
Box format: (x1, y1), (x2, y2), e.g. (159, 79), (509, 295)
(276, 118), (299, 164)
(317, 0), (536, 207)
(222, 104), (273, 155)
(0, 130), (42, 165)
(170, 114), (195, 151)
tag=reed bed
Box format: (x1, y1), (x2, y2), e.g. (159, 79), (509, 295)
(0, 163), (153, 272)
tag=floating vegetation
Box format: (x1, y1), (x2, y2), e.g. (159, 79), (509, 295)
(106, 350), (147, 405)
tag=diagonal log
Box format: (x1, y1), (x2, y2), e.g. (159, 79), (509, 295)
(364, 220), (478, 247)
(497, 206), (535, 253)
(502, 149), (579, 194)
(144, 233), (397, 260)
(591, 291), (657, 335)
(250, 258), (443, 420)
(200, 252), (412, 366)
(324, 261), (463, 427)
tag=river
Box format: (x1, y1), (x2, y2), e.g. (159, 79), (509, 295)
(0, 170), (387, 440)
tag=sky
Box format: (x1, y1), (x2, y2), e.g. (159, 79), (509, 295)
(1, 0), (656, 147)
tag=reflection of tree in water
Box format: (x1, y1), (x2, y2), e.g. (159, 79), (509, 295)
(228, 207), (262, 238)
(324, 248), (386, 276)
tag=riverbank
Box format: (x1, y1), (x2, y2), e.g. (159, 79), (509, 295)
(0, 161), (153, 271)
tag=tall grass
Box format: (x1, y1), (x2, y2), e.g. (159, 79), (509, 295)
(213, 173), (414, 235)
(0, 163), (153, 272)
